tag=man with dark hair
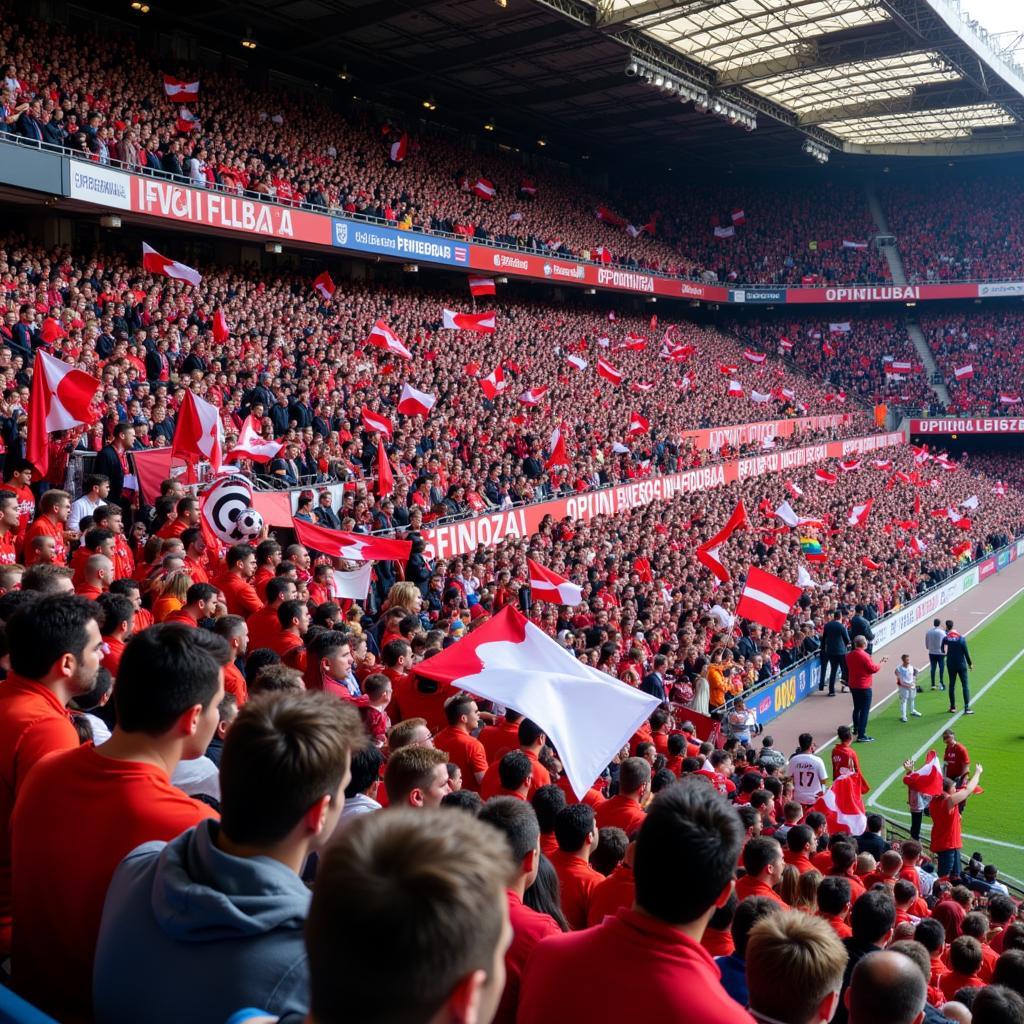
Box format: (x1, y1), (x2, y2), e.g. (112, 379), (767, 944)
(10, 625), (228, 1019)
(434, 692), (488, 792)
(93, 423), (135, 508)
(385, 746), (451, 808)
(180, 526), (210, 584)
(716, 896), (784, 1005)
(212, 614), (249, 704)
(156, 496), (200, 541)
(479, 796), (560, 1024)
(305, 809), (513, 1024)
(596, 756), (649, 836)
(0, 596), (104, 954)
(70, 473), (111, 531)
(20, 562), (74, 594)
(273, 598), (310, 662)
(481, 718), (551, 800)
(340, 744), (386, 824)
(518, 779), (750, 1022)
(96, 592), (135, 676)
(494, 751), (533, 800)
(164, 581), (220, 628)
(94, 691), (365, 1023)
(640, 653), (668, 702)
(252, 539), (282, 602)
(785, 824), (818, 874)
(23, 489), (73, 566)
(550, 803), (602, 931)
(833, 890), (898, 1024)
(736, 835), (789, 905)
(858, 813), (888, 860)
(845, 950), (926, 1024)
(972, 986), (1024, 1024)
(942, 619), (973, 715)
(214, 543), (261, 617)
(818, 877), (854, 939)
(820, 608), (851, 696)
(247, 576), (298, 652)
(531, 783), (566, 858)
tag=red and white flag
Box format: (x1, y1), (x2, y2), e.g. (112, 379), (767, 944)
(397, 383), (436, 417)
(780, 337), (794, 352)
(993, 480), (1008, 497)
(26, 351), (99, 476)
(807, 774), (867, 835)
(175, 107), (199, 134)
(695, 500), (748, 583)
(727, 380), (744, 397)
(780, 386), (795, 401)
(861, 557), (881, 571)
(815, 468), (837, 485)
(909, 535), (927, 555)
(785, 480), (803, 500)
(367, 320), (413, 360)
(829, 322), (851, 335)
(545, 426), (570, 470)
(838, 459), (861, 473)
(744, 348), (766, 364)
(1000, 393), (1022, 404)
(566, 354), (588, 372)
(480, 365), (508, 399)
(952, 540), (972, 559)
(375, 436), (394, 497)
(627, 412), (649, 436)
(361, 407), (393, 438)
(226, 415), (283, 464)
(719, 364), (738, 375)
(954, 364), (974, 381)
(731, 208), (746, 225)
(528, 558), (583, 606)
(292, 518), (411, 563)
(312, 270), (336, 301)
(472, 177), (496, 200)
(903, 750), (944, 797)
(595, 205), (627, 227)
(468, 276), (496, 297)
(414, 605), (659, 798)
(389, 132), (408, 163)
(677, 370), (697, 392)
(750, 390), (771, 404)
(594, 246), (612, 264)
(443, 309), (496, 333)
(737, 566), (802, 631)
(172, 389), (224, 472)
(870, 459), (892, 471)
(142, 243), (202, 287)
(889, 360), (914, 373)
(713, 225), (736, 239)
(847, 499), (873, 527)
(519, 386), (548, 406)
(596, 358), (623, 385)
(775, 501), (800, 528)
(163, 75), (200, 102)
(631, 381), (655, 393)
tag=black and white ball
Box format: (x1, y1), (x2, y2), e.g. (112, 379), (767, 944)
(201, 474), (255, 544)
(234, 508), (263, 539)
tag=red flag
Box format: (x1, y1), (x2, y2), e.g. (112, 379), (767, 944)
(443, 309), (495, 333)
(785, 480), (803, 500)
(312, 271), (336, 301)
(142, 243), (202, 287)
(389, 132), (408, 163)
(292, 519), (411, 563)
(719, 364), (738, 375)
(376, 436), (394, 496)
(815, 468), (837, 485)
(695, 501), (748, 583)
(737, 566), (802, 631)
(596, 358), (623, 386)
(175, 107), (199, 135)
(27, 351), (100, 476)
(806, 774), (867, 835)
(861, 557), (881, 571)
(743, 349), (766, 364)
(361, 407), (393, 438)
(226, 416), (283, 464)
(472, 177), (496, 200)
(212, 310), (230, 345)
(468, 276), (496, 297)
(172, 389), (224, 472)
(527, 558), (583, 606)
(847, 499), (873, 527)
(727, 380), (744, 398)
(952, 540), (972, 559)
(627, 412), (649, 436)
(39, 318), (66, 345)
(480, 365), (508, 400)
(162, 75), (200, 102)
(902, 751), (944, 797)
(397, 383), (436, 417)
(366, 320), (413, 360)
(838, 459), (861, 472)
(545, 426), (570, 470)
(954, 364), (974, 381)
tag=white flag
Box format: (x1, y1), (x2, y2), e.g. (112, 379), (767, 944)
(332, 563), (373, 601)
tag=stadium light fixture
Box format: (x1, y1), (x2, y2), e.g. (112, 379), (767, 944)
(130, 1), (150, 12)
(537, 137), (547, 146)
(337, 67), (351, 82)
(484, 120), (495, 131)
(422, 98), (437, 111)
(241, 37), (257, 50)
(801, 139), (830, 164)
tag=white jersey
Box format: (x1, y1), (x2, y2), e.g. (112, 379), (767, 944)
(788, 752), (828, 804)
(896, 665), (916, 690)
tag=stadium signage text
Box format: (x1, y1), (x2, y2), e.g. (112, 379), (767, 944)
(422, 431), (903, 559)
(682, 413), (853, 452)
(910, 418), (1024, 434)
(67, 164), (131, 210)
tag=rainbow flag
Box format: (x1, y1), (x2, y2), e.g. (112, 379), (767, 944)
(800, 537), (827, 562)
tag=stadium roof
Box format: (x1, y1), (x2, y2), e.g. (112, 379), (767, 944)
(134, 0), (1024, 165)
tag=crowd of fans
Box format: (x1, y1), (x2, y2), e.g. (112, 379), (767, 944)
(917, 312), (1024, 414)
(0, 236), (878, 524)
(881, 176), (1024, 284)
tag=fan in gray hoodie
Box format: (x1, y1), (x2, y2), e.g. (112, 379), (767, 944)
(92, 691), (365, 1024)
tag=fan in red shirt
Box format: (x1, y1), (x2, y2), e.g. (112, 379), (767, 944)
(942, 728), (970, 784)
(477, 797), (562, 1024)
(595, 757), (648, 836)
(11, 623), (225, 1021)
(548, 803), (604, 931)
(213, 544), (262, 618)
(211, 615), (250, 706)
(96, 592), (134, 677)
(269, 599), (310, 660)
(23, 489), (72, 566)
(246, 578), (297, 651)
(518, 779), (753, 1024)
(930, 765), (983, 879)
(816, 876), (853, 939)
(433, 693), (489, 792)
(0, 492), (20, 564)
(0, 459), (35, 546)
(480, 720), (551, 801)
(587, 845), (636, 927)
(0, 595), (104, 956)
(734, 836), (790, 907)
(831, 725), (870, 793)
(480, 710), (524, 763)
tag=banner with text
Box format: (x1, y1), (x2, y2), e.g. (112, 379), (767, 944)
(680, 413), (854, 452)
(910, 418), (1024, 435)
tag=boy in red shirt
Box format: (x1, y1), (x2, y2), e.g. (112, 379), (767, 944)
(518, 779), (753, 1024)
(938, 935), (986, 1000)
(433, 693), (489, 792)
(23, 488), (73, 566)
(595, 757), (648, 836)
(548, 803), (603, 931)
(734, 836), (789, 906)
(10, 623), (227, 1021)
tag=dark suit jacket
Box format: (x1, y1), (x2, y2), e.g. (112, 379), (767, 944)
(640, 672), (666, 703)
(849, 615), (874, 643)
(821, 620), (851, 656)
(94, 444), (126, 501)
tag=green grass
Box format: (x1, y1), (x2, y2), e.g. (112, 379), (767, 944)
(818, 593), (1024, 885)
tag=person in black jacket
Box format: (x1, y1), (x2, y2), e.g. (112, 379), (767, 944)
(640, 654), (668, 703)
(819, 609), (851, 697)
(849, 605), (875, 654)
(942, 619), (974, 714)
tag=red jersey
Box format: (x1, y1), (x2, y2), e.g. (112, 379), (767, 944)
(831, 743), (866, 788)
(549, 849), (603, 931)
(930, 794), (962, 855)
(433, 726), (488, 792)
(494, 891), (561, 1024)
(246, 605), (280, 652)
(595, 794), (646, 837)
(101, 636), (126, 676)
(944, 742), (969, 780)
(0, 530), (16, 565)
(213, 570), (262, 618)
(223, 662), (248, 706)
(0, 483), (34, 540)
(11, 744), (217, 1019)
(517, 907), (755, 1024)
(479, 718), (521, 763)
(734, 876), (789, 906)
(23, 514), (67, 565)
(587, 863), (635, 928)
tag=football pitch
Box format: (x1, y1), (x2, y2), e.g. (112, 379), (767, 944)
(819, 590), (1024, 886)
